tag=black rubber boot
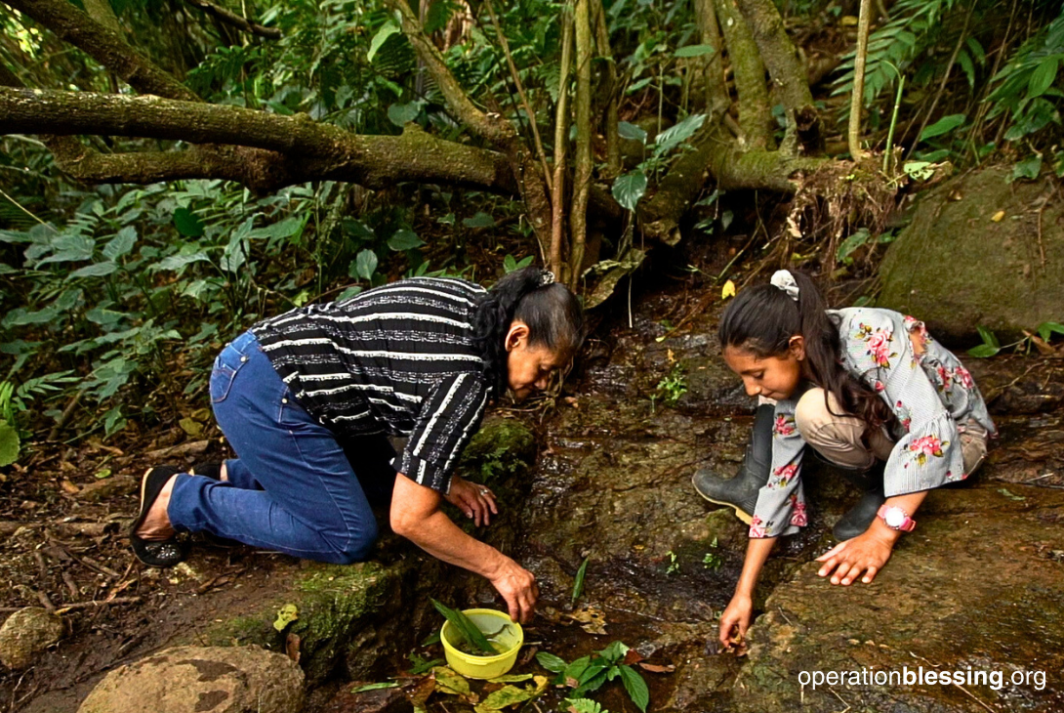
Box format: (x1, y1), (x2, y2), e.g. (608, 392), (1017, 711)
(691, 403), (774, 524)
(832, 461), (886, 541)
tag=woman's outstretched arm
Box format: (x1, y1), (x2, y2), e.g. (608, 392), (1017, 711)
(719, 536), (776, 650)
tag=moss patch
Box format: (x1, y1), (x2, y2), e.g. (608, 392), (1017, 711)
(455, 417), (536, 486)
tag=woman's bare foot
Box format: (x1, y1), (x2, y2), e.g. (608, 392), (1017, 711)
(135, 471), (179, 541)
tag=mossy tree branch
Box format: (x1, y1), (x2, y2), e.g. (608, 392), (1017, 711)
(714, 0), (772, 150)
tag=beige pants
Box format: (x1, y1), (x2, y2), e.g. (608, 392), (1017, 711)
(794, 388), (988, 476)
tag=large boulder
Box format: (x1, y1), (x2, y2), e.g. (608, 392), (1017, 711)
(78, 645), (304, 713)
(879, 166), (1064, 342)
(0, 607), (64, 670)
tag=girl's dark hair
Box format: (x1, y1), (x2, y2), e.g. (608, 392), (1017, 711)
(473, 266), (585, 398)
(718, 271), (894, 431)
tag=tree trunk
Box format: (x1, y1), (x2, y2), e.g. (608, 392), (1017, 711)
(569, 0), (593, 288)
(714, 0), (772, 150)
(550, 7), (574, 282)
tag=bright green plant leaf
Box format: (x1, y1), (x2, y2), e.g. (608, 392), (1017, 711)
(652, 113), (705, 156)
(919, 114), (966, 141)
(612, 171), (647, 211)
(463, 212), (496, 229)
(1028, 56), (1060, 99)
(0, 421), (20, 467)
(977, 326), (1000, 349)
(69, 262), (118, 279)
(967, 344), (999, 358)
(172, 207), (204, 237)
(618, 665), (649, 713)
(273, 603), (298, 632)
(153, 252), (211, 271)
(351, 682), (400, 693)
(599, 641), (629, 664)
(356, 249), (378, 282)
(102, 227), (137, 260)
(674, 44), (715, 58)
(93, 468), (112, 480)
(368, 21), (400, 62)
(567, 699), (604, 713)
(536, 651), (567, 673)
(1010, 154), (1043, 182)
(388, 230), (425, 251)
(617, 121), (647, 144)
(1037, 321), (1064, 342)
(571, 557), (589, 608)
(431, 599), (496, 655)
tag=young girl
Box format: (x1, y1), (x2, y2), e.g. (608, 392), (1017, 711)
(692, 270), (995, 649)
(129, 267), (583, 624)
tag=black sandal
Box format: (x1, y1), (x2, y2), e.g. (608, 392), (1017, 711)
(189, 462), (223, 480)
(129, 465), (189, 568)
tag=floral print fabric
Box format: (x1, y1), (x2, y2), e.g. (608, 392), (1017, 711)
(749, 307), (997, 539)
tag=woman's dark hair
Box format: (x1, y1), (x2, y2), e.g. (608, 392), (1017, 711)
(718, 270), (894, 431)
(473, 266), (585, 398)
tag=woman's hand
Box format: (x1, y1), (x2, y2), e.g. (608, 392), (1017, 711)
(816, 530), (894, 585)
(487, 556), (539, 624)
(718, 594), (753, 652)
(444, 476), (498, 527)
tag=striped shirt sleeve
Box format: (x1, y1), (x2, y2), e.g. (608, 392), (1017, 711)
(398, 372), (489, 493)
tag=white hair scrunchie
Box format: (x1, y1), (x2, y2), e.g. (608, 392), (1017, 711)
(539, 270), (556, 287)
(770, 269), (800, 302)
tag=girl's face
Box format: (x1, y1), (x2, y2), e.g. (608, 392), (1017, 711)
(505, 321), (565, 401)
(723, 336), (806, 401)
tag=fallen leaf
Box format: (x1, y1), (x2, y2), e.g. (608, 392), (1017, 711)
(60, 480), (80, 494)
(840, 14), (858, 25)
(407, 673), (437, 712)
(273, 603), (299, 632)
(179, 417), (204, 438)
(93, 468), (112, 480)
(489, 674), (535, 683)
(566, 604), (607, 635)
(637, 662), (675, 673)
(432, 666), (478, 703)
(351, 681), (400, 693)
(721, 280), (736, 300)
(991, 210), (1005, 222)
(285, 632), (301, 664)
(473, 677), (548, 713)
(622, 649), (645, 666)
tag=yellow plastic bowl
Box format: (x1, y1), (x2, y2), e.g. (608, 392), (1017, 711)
(440, 608), (524, 680)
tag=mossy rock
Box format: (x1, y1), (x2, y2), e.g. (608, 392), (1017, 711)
(455, 417), (535, 487)
(879, 166), (1064, 343)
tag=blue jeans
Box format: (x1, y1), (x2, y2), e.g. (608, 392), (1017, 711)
(167, 331), (393, 564)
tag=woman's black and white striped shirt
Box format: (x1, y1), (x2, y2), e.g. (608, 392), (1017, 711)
(251, 277), (491, 493)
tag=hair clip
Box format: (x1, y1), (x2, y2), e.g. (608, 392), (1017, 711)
(770, 269), (800, 302)
(539, 270), (556, 287)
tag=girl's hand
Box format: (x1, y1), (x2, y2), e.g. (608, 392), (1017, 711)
(444, 476), (498, 527)
(718, 594), (753, 652)
(816, 531), (894, 585)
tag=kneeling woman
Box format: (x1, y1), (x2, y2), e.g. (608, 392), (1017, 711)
(694, 270), (995, 648)
(130, 267), (583, 623)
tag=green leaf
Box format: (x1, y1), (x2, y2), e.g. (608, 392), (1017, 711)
(388, 230), (425, 251)
(431, 599), (496, 655)
(172, 207), (204, 238)
(977, 326), (1000, 349)
(93, 468), (112, 480)
(0, 421), (20, 467)
(919, 114), (966, 141)
(566, 699), (603, 713)
(102, 226), (137, 260)
(351, 682), (400, 693)
(266, 101), (294, 115)
(250, 217), (304, 241)
(388, 100), (424, 127)
(462, 212), (496, 229)
(368, 20), (400, 62)
(356, 249), (378, 282)
(612, 171), (647, 212)
(1010, 154), (1043, 182)
(1028, 56), (1060, 99)
(536, 651), (567, 673)
(598, 641), (629, 664)
(69, 262), (118, 279)
(674, 44), (715, 58)
(617, 121), (647, 144)
(152, 252), (211, 272)
(967, 344), (999, 358)
(957, 48), (975, 89)
(473, 683), (537, 713)
(836, 228), (871, 264)
(1036, 321), (1064, 342)
(273, 603), (298, 631)
(571, 557), (589, 608)
(652, 113), (706, 156)
(966, 37), (986, 66)
(618, 665), (649, 713)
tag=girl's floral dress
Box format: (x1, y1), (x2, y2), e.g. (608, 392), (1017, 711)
(748, 307), (997, 539)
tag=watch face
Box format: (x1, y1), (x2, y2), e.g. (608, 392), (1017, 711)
(885, 508), (906, 528)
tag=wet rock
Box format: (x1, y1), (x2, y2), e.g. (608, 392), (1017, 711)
(879, 167), (1064, 342)
(734, 483), (1064, 713)
(456, 416), (536, 485)
(0, 607), (64, 670)
(320, 683), (409, 713)
(75, 474), (137, 502)
(77, 645), (303, 713)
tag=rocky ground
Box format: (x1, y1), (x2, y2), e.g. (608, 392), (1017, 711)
(0, 245), (1062, 712)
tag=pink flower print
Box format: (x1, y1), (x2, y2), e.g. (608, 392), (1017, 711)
(904, 315), (929, 341)
(935, 365), (952, 390)
(790, 499), (808, 527)
(749, 516), (766, 539)
(774, 463), (798, 482)
(909, 435), (945, 465)
(953, 366), (974, 389)
(774, 414), (796, 437)
(874, 380), (886, 392)
(866, 330), (894, 368)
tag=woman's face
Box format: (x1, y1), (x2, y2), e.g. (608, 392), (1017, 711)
(723, 337), (806, 401)
(505, 321), (565, 401)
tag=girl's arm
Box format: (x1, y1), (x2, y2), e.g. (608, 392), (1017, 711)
(390, 472), (538, 623)
(719, 536), (776, 649)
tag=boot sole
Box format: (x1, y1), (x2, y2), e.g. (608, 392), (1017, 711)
(691, 478), (754, 525)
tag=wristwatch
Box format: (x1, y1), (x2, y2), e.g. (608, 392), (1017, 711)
(877, 504), (916, 532)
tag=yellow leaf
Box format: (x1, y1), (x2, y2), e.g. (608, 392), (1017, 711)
(721, 280), (736, 300)
(991, 210), (1005, 222)
(840, 15), (858, 25)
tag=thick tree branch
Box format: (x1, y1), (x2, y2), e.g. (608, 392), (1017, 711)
(183, 0), (281, 39)
(733, 0), (822, 152)
(569, 0), (592, 286)
(4, 0), (198, 102)
(714, 0), (772, 150)
(0, 87), (517, 195)
(551, 7), (574, 282)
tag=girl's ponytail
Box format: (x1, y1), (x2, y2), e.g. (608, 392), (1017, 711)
(473, 267), (584, 399)
(719, 270), (894, 431)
